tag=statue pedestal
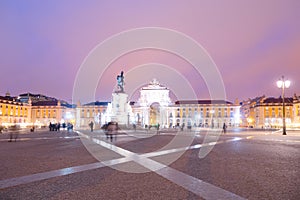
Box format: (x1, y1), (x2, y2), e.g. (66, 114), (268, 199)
(111, 92), (129, 125)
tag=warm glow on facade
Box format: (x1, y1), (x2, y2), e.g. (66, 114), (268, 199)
(241, 95), (300, 128)
(0, 95), (31, 127)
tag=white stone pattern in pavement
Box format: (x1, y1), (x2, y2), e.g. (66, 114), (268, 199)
(0, 131), (247, 200)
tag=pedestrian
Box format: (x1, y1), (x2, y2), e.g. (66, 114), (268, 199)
(89, 121), (94, 132)
(106, 122), (118, 142)
(133, 123), (136, 132)
(49, 122), (52, 131)
(9, 125), (19, 142)
(62, 122), (66, 130)
(181, 123), (184, 131)
(223, 123), (227, 134)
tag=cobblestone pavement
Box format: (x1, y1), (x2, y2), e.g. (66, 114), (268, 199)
(0, 129), (299, 199)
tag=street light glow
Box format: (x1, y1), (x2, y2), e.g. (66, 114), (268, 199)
(277, 79), (290, 89)
(276, 80), (283, 88)
(276, 76), (291, 135)
(285, 80), (291, 88)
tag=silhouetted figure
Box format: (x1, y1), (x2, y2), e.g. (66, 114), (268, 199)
(62, 122), (66, 130)
(53, 123), (57, 131)
(9, 125), (19, 142)
(181, 123), (185, 131)
(89, 121), (94, 132)
(49, 122), (52, 131)
(223, 123), (227, 134)
(106, 122), (118, 142)
(133, 124), (136, 132)
(67, 123), (73, 132)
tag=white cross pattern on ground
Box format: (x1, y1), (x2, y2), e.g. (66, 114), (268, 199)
(0, 131), (246, 200)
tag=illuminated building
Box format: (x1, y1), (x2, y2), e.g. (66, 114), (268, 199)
(172, 100), (240, 128)
(75, 101), (109, 128)
(7, 86), (300, 130)
(240, 96), (265, 128)
(131, 79), (240, 129)
(0, 92), (31, 128)
(31, 100), (75, 127)
(73, 79), (241, 129)
(132, 79), (171, 127)
(293, 94), (300, 127)
(241, 96), (298, 128)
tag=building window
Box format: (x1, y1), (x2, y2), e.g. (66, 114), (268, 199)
(265, 112), (269, 118)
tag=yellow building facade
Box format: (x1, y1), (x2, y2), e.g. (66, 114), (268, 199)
(2, 91), (299, 130)
(75, 101), (109, 129)
(292, 95), (300, 127)
(241, 96), (300, 128)
(31, 100), (76, 127)
(0, 94), (31, 128)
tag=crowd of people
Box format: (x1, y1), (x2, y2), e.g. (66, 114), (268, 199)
(101, 122), (118, 142)
(49, 122), (73, 132)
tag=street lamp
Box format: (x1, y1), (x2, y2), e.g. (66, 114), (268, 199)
(276, 76), (291, 135)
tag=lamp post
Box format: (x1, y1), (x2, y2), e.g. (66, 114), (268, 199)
(127, 113), (130, 127)
(276, 76), (290, 135)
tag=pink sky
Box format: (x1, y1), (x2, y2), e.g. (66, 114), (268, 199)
(1, 0), (299, 103)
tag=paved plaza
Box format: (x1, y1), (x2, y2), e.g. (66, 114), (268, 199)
(0, 128), (299, 200)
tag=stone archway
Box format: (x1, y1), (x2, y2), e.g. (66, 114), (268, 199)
(150, 102), (160, 126)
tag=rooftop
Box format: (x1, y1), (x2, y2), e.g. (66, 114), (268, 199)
(175, 100), (233, 105)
